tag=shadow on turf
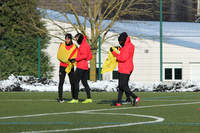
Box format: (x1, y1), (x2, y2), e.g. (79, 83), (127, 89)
(97, 100), (131, 106)
(56, 98), (93, 102)
(56, 98), (130, 106)
(96, 99), (116, 105)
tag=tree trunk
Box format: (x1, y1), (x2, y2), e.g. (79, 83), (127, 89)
(169, 0), (177, 21)
(184, 0), (193, 21)
(198, 0), (200, 16)
(90, 49), (97, 81)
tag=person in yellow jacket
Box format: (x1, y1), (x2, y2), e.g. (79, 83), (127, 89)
(57, 33), (78, 103)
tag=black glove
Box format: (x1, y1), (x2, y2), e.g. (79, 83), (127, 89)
(114, 46), (120, 49)
(110, 47), (113, 52)
(69, 59), (75, 63)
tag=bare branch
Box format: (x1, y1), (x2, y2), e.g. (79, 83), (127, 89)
(47, 17), (66, 34)
(21, 19), (65, 41)
(102, 32), (119, 44)
(66, 3), (86, 35)
(61, 12), (79, 33)
(101, 0), (125, 42)
(103, 0), (123, 20)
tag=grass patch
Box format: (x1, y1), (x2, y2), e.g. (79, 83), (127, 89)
(0, 92), (200, 133)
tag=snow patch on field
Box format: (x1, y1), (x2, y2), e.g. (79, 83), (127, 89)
(0, 75), (200, 92)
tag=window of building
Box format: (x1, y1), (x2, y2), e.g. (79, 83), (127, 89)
(165, 68), (172, 80)
(174, 68), (182, 80)
(164, 67), (183, 81)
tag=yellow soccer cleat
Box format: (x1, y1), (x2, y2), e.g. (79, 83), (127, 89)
(67, 99), (79, 104)
(82, 99), (93, 104)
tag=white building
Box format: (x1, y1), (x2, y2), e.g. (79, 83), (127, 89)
(44, 19), (200, 82)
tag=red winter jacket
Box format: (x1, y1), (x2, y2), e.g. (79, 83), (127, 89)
(75, 36), (92, 70)
(112, 37), (135, 74)
(59, 43), (78, 67)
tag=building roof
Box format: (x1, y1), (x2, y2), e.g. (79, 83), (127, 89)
(44, 9), (200, 50)
(111, 20), (200, 50)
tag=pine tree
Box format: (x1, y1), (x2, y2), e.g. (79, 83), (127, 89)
(0, 0), (53, 80)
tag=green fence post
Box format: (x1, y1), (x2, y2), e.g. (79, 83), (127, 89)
(98, 36), (102, 80)
(160, 0), (163, 82)
(38, 36), (41, 79)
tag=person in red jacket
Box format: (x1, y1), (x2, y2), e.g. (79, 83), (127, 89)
(68, 33), (93, 104)
(110, 32), (140, 106)
(57, 33), (78, 103)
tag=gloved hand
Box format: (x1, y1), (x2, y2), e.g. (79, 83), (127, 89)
(110, 47), (113, 52)
(69, 59), (76, 63)
(114, 46), (120, 49)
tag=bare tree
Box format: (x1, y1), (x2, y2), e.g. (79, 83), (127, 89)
(46, 0), (154, 81)
(34, 0), (153, 81)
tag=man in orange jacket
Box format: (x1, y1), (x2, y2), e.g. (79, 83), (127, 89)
(111, 32), (140, 106)
(68, 33), (93, 103)
(57, 33), (78, 103)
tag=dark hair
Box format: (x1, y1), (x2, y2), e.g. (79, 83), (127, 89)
(118, 32), (128, 47)
(65, 33), (73, 45)
(65, 33), (72, 40)
(75, 33), (84, 45)
(118, 32), (128, 42)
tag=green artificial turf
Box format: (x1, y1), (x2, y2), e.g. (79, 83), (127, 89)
(0, 92), (200, 133)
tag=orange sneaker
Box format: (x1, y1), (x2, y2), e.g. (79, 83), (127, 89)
(133, 97), (140, 106)
(116, 103), (122, 107)
(136, 97), (140, 104)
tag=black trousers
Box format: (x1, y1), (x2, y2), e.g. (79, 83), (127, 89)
(74, 68), (91, 99)
(118, 72), (137, 103)
(117, 72), (132, 99)
(58, 66), (75, 100)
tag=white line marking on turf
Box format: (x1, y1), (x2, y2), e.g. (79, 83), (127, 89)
(73, 101), (200, 114)
(0, 101), (200, 120)
(0, 102), (200, 133)
(143, 100), (200, 102)
(20, 112), (164, 133)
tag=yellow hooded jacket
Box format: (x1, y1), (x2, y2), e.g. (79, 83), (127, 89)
(101, 47), (120, 74)
(57, 43), (78, 74)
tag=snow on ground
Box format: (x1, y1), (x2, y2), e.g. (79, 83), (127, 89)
(2, 9), (199, 92)
(0, 75), (200, 92)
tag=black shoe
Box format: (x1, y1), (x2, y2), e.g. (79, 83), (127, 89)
(58, 98), (64, 103)
(133, 98), (136, 106)
(122, 98), (131, 105)
(126, 98), (131, 103)
(122, 98), (131, 104)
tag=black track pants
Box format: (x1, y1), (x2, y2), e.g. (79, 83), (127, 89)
(117, 72), (132, 99)
(117, 72), (137, 103)
(58, 66), (75, 99)
(74, 68), (91, 99)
